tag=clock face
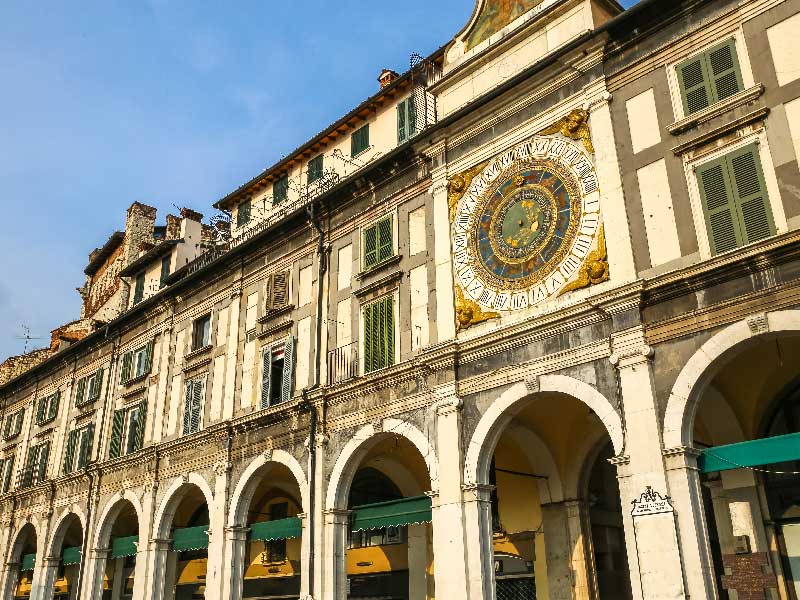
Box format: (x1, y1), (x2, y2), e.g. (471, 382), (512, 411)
(452, 135), (601, 312)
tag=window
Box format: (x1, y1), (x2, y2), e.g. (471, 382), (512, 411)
(351, 124), (370, 157)
(3, 409), (24, 440)
(109, 401), (147, 459)
(397, 96), (417, 144)
(133, 272), (145, 305)
(349, 526), (406, 549)
(21, 441), (50, 488)
(362, 215), (394, 270)
(273, 174), (289, 204)
(63, 424), (94, 474)
(237, 199), (252, 227)
(264, 502), (288, 563)
(120, 340), (155, 385)
(266, 270), (290, 311)
(192, 315), (212, 351)
(0, 455), (14, 493)
(363, 295), (395, 374)
(696, 143), (775, 255)
(159, 255), (171, 289)
(260, 337), (295, 409)
(35, 392), (60, 426)
(183, 378), (204, 435)
(75, 368), (104, 408)
(307, 155), (324, 183)
(677, 38), (744, 116)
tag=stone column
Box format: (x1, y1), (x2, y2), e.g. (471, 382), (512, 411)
(430, 389), (470, 599)
(83, 548), (111, 600)
(0, 562), (19, 600)
(297, 513), (310, 598)
(35, 557), (60, 600)
(407, 524), (428, 600)
(321, 509), (349, 600)
(462, 484), (495, 600)
(146, 539), (172, 600)
(540, 501), (597, 600)
(662, 447), (719, 600)
(611, 330), (688, 600)
(110, 556), (125, 600)
(220, 526), (249, 600)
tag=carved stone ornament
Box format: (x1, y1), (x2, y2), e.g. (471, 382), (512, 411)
(558, 224), (610, 297)
(631, 486), (674, 516)
(448, 161), (490, 223)
(455, 284), (500, 332)
(213, 460), (232, 477)
(538, 108), (595, 155)
(746, 313), (769, 336)
(525, 375), (540, 393)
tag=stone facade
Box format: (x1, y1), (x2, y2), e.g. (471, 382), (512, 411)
(1, 0), (800, 599)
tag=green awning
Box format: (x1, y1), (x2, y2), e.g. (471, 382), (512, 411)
(172, 526), (209, 552)
(61, 546), (81, 566)
(21, 553), (36, 571)
(699, 432), (800, 473)
(250, 517), (302, 542)
(111, 535), (139, 558)
(351, 495), (432, 532)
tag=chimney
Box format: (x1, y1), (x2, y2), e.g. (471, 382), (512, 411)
(123, 202), (157, 267)
(378, 69), (400, 89)
(165, 214), (182, 240)
(181, 207), (204, 222)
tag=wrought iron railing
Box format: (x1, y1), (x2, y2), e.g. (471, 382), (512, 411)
(328, 342), (359, 385)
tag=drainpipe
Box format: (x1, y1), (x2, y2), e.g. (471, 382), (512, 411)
(303, 200), (328, 598)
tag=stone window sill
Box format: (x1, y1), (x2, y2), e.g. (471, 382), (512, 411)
(668, 84), (764, 136)
(185, 345), (212, 361)
(356, 255), (402, 281)
(121, 372), (148, 388)
(257, 304), (295, 325)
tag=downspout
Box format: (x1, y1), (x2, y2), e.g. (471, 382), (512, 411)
(304, 199), (328, 598)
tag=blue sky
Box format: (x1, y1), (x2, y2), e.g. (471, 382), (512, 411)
(0, 0), (637, 361)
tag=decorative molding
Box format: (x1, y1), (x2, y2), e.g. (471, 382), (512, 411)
(354, 255), (403, 282)
(538, 108), (594, 155)
(121, 384), (147, 399)
(182, 357), (212, 374)
(610, 344), (654, 369)
(455, 284), (500, 332)
(558, 225), (609, 297)
(524, 375), (540, 394)
(672, 107), (769, 156)
(667, 84), (764, 136)
(256, 304), (295, 325)
(447, 161), (490, 223)
(257, 320), (294, 341)
(608, 455), (630, 467)
(746, 312), (769, 336)
(184, 345), (213, 362)
(662, 446), (702, 459)
(353, 270), (404, 299)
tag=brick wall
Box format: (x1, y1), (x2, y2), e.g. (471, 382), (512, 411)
(721, 553), (778, 600)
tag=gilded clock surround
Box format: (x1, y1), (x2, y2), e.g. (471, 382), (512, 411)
(449, 112), (607, 327)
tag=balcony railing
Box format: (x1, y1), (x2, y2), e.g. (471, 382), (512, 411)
(328, 342), (359, 385)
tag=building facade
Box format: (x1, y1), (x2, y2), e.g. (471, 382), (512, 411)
(1, 0), (800, 599)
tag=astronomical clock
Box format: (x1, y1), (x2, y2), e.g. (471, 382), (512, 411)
(448, 109), (609, 331)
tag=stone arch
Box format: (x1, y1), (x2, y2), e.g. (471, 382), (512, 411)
(464, 374), (624, 487)
(325, 419), (438, 511)
(663, 310), (800, 449)
(227, 448), (309, 527)
(45, 506), (87, 558)
(153, 472), (215, 540)
(93, 491), (145, 550)
(502, 423), (564, 504)
(7, 519), (40, 564)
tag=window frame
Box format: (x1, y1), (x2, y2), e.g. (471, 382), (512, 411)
(685, 129), (787, 260)
(63, 423), (95, 474)
(0, 455), (15, 494)
(237, 199), (252, 227)
(109, 400), (147, 459)
(75, 368), (104, 408)
(397, 95), (418, 145)
(361, 214), (396, 271)
(260, 336), (295, 409)
(307, 154), (324, 184)
(192, 314), (212, 352)
(273, 173), (289, 205)
(35, 391), (60, 426)
(361, 293), (397, 375)
(120, 339), (155, 385)
(133, 272), (145, 306)
(22, 441), (50, 488)
(3, 409), (25, 440)
(351, 124), (370, 157)
(183, 378), (205, 436)
(159, 254), (171, 289)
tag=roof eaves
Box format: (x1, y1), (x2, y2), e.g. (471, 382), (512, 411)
(84, 232), (125, 276)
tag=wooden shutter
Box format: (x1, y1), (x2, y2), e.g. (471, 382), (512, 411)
(133, 273), (145, 305)
(89, 368), (104, 402)
(3, 416), (11, 440)
(377, 216), (394, 263)
(190, 380), (203, 434)
(63, 430), (78, 474)
(36, 398), (47, 425)
(281, 336), (295, 404)
(160, 255), (171, 289)
(260, 349), (272, 409)
(398, 100), (408, 144)
(707, 39), (743, 103)
(35, 443), (49, 484)
(363, 223), (379, 270)
(237, 200), (252, 227)
(728, 145), (775, 245)
(677, 54), (712, 116)
(120, 351), (133, 384)
(363, 296), (395, 373)
(75, 377), (87, 407)
(270, 271), (289, 310)
(144, 340), (155, 374)
(77, 424), (94, 470)
(134, 401), (147, 452)
(22, 446), (37, 488)
(48, 392), (60, 422)
(1, 456), (14, 493)
(697, 156), (742, 255)
(109, 410), (125, 459)
(183, 381), (194, 435)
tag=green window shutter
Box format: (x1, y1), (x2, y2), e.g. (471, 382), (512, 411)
(75, 377), (87, 407)
(2, 456), (14, 493)
(63, 430), (78, 474)
(90, 368), (104, 402)
(308, 155), (323, 183)
(160, 255), (171, 289)
(260, 349), (272, 409)
(677, 54), (712, 116)
(377, 216), (394, 263)
(183, 382), (193, 435)
(363, 296), (394, 373)
(3, 416), (11, 440)
(727, 144), (775, 245)
(281, 336), (295, 404)
(36, 398), (46, 425)
(273, 174), (289, 204)
(707, 39), (743, 103)
(35, 442), (49, 483)
(144, 340), (155, 374)
(22, 446), (36, 488)
(237, 200), (252, 227)
(363, 223), (380, 270)
(109, 409), (125, 459)
(120, 351), (133, 384)
(352, 125), (370, 157)
(380, 296), (395, 370)
(190, 380), (203, 433)
(363, 303), (374, 374)
(133, 273), (145, 305)
(133, 401), (147, 452)
(398, 100), (408, 144)
(697, 156), (742, 255)
(77, 424), (94, 470)
(48, 392), (60, 422)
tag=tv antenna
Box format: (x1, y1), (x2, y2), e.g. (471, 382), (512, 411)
(14, 325), (43, 354)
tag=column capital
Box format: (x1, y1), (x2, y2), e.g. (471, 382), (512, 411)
(662, 445), (703, 471)
(429, 178), (449, 196)
(90, 548), (112, 559)
(462, 482), (494, 503)
(43, 556), (61, 566)
(150, 538), (173, 552)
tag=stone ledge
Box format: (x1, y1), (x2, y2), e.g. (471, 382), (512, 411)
(667, 84), (765, 136)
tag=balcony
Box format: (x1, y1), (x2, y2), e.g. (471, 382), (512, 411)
(328, 342), (359, 385)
